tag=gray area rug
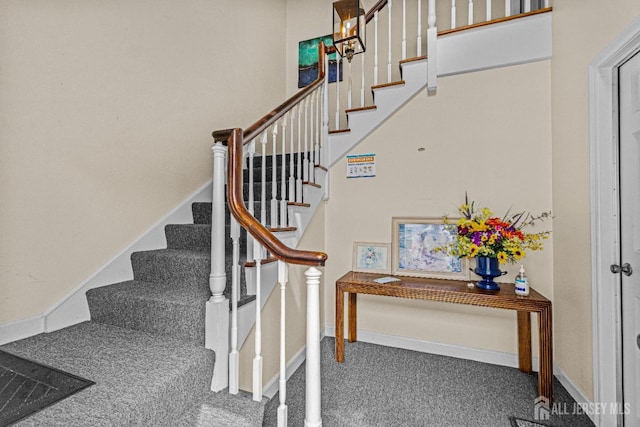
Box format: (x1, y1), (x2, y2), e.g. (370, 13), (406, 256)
(263, 337), (595, 427)
(0, 350), (94, 426)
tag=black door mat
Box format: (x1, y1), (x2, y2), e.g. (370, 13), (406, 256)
(0, 350), (94, 426)
(510, 416), (555, 427)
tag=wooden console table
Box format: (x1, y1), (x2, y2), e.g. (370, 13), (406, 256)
(335, 271), (553, 402)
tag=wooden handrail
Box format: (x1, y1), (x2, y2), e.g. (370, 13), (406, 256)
(226, 128), (327, 267)
(365, 0), (388, 23)
(213, 43), (329, 267)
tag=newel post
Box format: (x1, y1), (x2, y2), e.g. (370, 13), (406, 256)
(304, 267), (323, 427)
(206, 140), (229, 392)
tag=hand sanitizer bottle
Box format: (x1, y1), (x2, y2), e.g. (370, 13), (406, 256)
(515, 265), (529, 296)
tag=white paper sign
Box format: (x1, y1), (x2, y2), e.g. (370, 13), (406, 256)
(346, 153), (376, 178)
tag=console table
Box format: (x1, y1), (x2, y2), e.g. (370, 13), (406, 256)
(335, 271), (553, 402)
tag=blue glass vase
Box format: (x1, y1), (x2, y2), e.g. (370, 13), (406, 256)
(473, 256), (505, 291)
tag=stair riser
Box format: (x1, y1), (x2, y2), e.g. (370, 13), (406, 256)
(131, 251), (210, 288)
(130, 250), (245, 300)
(87, 286), (207, 346)
(192, 202), (274, 226)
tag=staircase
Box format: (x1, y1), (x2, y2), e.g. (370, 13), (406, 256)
(1, 190), (265, 425)
(0, 1), (553, 425)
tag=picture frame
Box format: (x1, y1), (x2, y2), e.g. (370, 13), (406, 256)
(352, 242), (391, 274)
(298, 34), (343, 88)
(391, 217), (469, 280)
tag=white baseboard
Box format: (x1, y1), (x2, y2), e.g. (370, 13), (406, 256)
(324, 325), (534, 370)
(0, 315), (45, 345)
(555, 366), (597, 424)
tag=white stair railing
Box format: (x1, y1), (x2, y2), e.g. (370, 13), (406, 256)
(327, 0), (553, 130)
(212, 43), (329, 424)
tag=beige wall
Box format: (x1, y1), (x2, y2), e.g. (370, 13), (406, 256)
(551, 0), (640, 400)
(0, 0), (287, 323)
(324, 60), (553, 353)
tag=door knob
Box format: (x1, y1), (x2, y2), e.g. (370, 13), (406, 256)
(611, 263), (633, 276)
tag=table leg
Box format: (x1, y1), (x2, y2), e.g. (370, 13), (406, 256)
(538, 306), (553, 404)
(517, 311), (532, 374)
(335, 285), (344, 363)
(348, 293), (357, 343)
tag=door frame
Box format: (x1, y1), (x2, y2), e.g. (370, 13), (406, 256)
(590, 16), (640, 427)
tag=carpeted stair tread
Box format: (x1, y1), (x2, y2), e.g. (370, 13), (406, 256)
(0, 321), (214, 427)
(86, 280), (210, 345)
(131, 249), (210, 286)
(175, 389), (265, 427)
(165, 223), (249, 252)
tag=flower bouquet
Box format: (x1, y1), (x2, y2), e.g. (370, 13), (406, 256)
(438, 194), (551, 290)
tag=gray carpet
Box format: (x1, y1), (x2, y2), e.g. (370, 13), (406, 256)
(263, 337), (595, 427)
(1, 322), (214, 426)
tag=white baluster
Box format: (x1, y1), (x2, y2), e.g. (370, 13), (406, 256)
(468, 0), (474, 25)
(270, 123), (279, 229)
(417, 0), (423, 57)
(309, 93), (315, 184)
(543, 0), (549, 7)
(388, 0), (393, 83)
(335, 60), (340, 128)
(247, 140), (255, 263)
(252, 243), (264, 402)
(505, 0), (511, 16)
(427, 0), (438, 94)
(280, 116), (288, 229)
(206, 141), (229, 392)
(277, 260), (289, 427)
(315, 89), (321, 171)
(304, 267), (323, 427)
(451, 0), (457, 28)
(229, 215), (240, 394)
(260, 132), (268, 227)
(402, 0), (407, 60)
(322, 56), (331, 201)
(304, 97), (310, 183)
(322, 55), (330, 170)
(360, 54), (365, 107)
(374, 11), (379, 86)
(347, 58), (352, 110)
(486, 0), (492, 21)
(288, 107), (296, 204)
(296, 106), (303, 204)
(524, 0), (531, 12)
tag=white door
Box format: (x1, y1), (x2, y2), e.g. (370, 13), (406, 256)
(621, 49), (640, 427)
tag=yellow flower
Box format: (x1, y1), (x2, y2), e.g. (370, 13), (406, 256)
(497, 252), (508, 263)
(468, 244), (480, 258)
(513, 249), (525, 260)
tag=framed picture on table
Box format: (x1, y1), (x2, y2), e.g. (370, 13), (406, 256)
(391, 217), (469, 280)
